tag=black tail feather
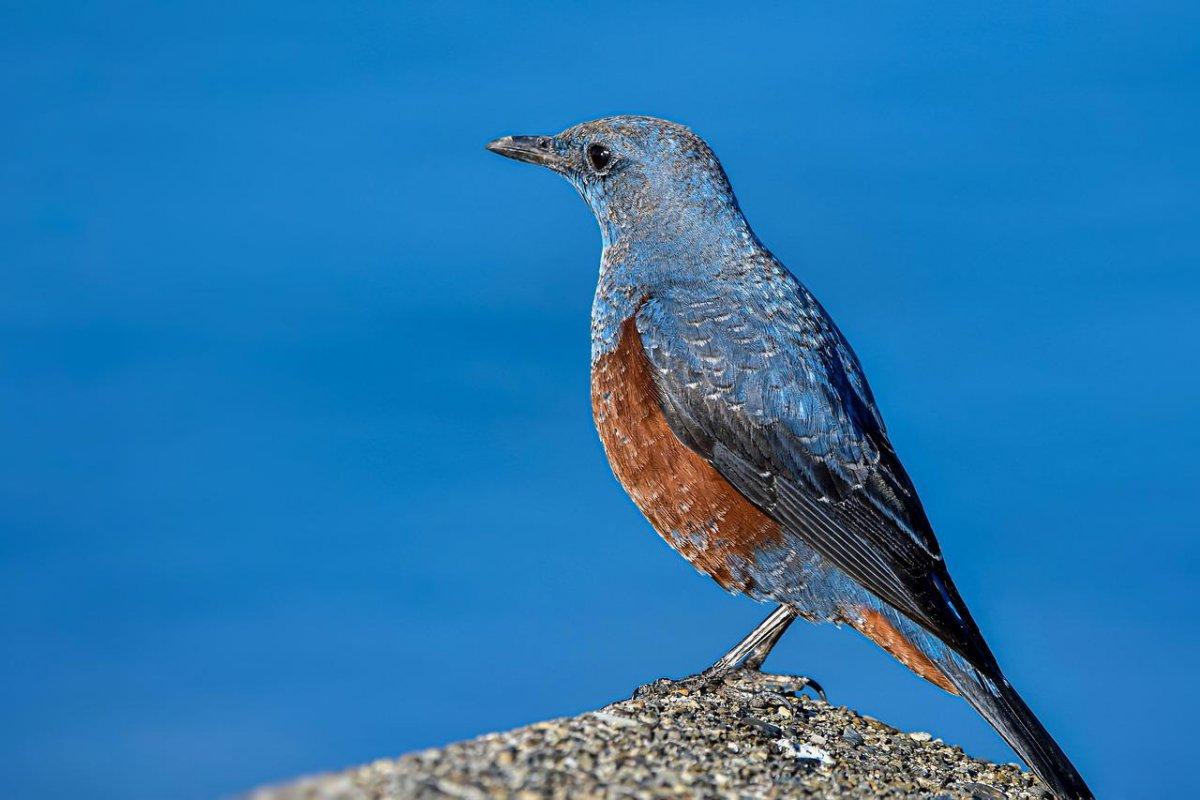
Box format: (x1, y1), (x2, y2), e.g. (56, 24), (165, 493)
(953, 668), (1093, 800)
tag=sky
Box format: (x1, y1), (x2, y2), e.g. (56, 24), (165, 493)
(1, 3), (1197, 798)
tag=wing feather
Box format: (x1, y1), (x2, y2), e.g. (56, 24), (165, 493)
(636, 283), (997, 671)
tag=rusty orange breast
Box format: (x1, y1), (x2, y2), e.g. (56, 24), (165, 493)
(590, 315), (783, 593)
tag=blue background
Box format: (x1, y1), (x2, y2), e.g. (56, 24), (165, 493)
(3, 3), (1197, 798)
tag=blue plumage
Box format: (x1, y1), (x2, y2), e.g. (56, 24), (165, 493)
(488, 116), (1092, 800)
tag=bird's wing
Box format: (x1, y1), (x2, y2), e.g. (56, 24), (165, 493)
(635, 284), (997, 670)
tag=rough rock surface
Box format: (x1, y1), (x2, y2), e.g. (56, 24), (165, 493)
(250, 670), (1052, 800)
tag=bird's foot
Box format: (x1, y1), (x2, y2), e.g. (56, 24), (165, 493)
(631, 658), (747, 699)
(631, 671), (727, 700)
(632, 667), (826, 702)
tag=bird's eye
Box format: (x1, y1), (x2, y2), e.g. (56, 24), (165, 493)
(586, 143), (613, 173)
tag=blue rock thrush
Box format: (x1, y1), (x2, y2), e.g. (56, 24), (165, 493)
(487, 116), (1092, 800)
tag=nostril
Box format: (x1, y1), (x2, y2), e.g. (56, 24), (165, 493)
(537, 137), (551, 150)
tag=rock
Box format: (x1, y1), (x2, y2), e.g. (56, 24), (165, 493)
(777, 739), (834, 766)
(248, 669), (1052, 800)
(964, 781), (1009, 799)
(740, 713), (784, 738)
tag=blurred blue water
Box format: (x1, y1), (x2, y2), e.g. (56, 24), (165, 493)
(1, 3), (1197, 798)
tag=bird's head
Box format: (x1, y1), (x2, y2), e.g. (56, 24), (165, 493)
(487, 116), (752, 250)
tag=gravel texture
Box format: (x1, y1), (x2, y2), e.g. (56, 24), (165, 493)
(249, 670), (1053, 800)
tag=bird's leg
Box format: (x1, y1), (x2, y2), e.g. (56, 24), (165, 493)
(699, 604), (826, 699)
(701, 604), (797, 677)
(634, 604), (824, 700)
(741, 605), (797, 671)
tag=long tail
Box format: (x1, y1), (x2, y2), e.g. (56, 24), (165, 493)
(850, 602), (1093, 798)
(949, 666), (1094, 800)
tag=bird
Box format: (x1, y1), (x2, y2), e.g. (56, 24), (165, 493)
(486, 116), (1093, 800)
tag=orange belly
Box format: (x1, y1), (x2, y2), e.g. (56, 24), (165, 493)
(590, 315), (783, 593)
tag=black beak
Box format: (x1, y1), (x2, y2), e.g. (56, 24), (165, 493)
(485, 135), (561, 169)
